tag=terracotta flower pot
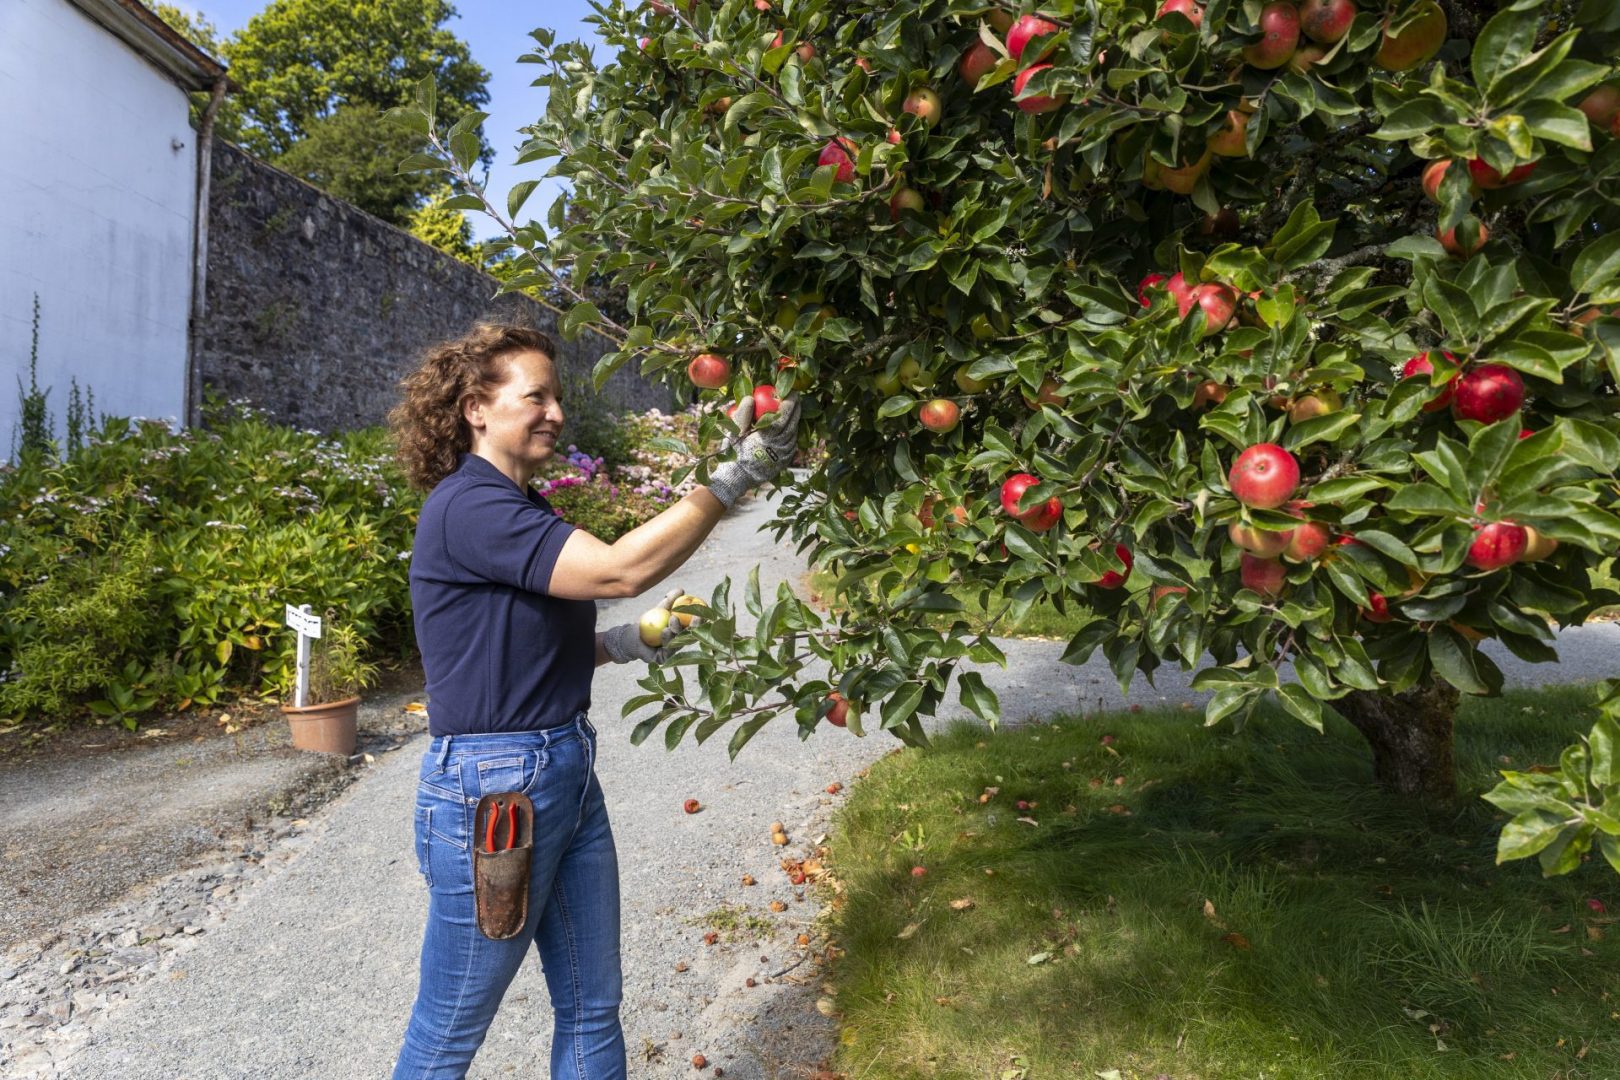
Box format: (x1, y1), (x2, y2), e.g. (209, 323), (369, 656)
(281, 695), (360, 755)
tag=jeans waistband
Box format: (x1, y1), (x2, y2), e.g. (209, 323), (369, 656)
(428, 711), (593, 766)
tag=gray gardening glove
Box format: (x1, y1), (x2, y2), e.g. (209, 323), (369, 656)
(706, 394), (802, 510)
(601, 588), (684, 665)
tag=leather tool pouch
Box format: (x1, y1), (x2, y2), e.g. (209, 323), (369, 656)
(472, 792), (534, 940)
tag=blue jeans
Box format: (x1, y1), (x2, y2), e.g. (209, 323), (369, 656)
(392, 714), (626, 1079)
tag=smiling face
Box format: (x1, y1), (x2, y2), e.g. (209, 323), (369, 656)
(463, 349), (566, 488)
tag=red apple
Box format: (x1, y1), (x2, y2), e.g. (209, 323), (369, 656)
(1286, 390), (1341, 423)
(1242, 2), (1301, 69)
(1192, 380), (1228, 409)
(1467, 157), (1537, 190)
(752, 383), (781, 418)
(1363, 592), (1393, 623)
(918, 398), (960, 433)
(903, 87), (943, 128)
(825, 692), (851, 727)
(817, 138), (857, 183)
(1000, 472), (1063, 532)
(1438, 220), (1488, 256)
(1012, 65), (1067, 113)
(1165, 272), (1194, 314)
(769, 31), (816, 61)
(1007, 15), (1060, 62)
(1137, 272), (1169, 307)
(1229, 520), (1294, 557)
(688, 352), (730, 388)
(1239, 554), (1287, 598)
(1401, 351), (1458, 412)
(890, 186), (925, 220)
(854, 56), (872, 72)
(1156, 0), (1204, 29)
(1452, 363), (1524, 423)
(1421, 158), (1460, 202)
(1021, 375), (1067, 410)
(1095, 544), (1133, 589)
(959, 42), (999, 88)
(1228, 443), (1300, 509)
(1299, 0), (1353, 43)
(1209, 110), (1250, 157)
(1375, 0), (1446, 71)
(1466, 521), (1527, 570)
(1282, 520), (1331, 562)
(1577, 85), (1620, 131)
(1189, 283), (1238, 336)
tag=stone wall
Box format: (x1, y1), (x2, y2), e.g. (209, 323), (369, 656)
(196, 142), (671, 434)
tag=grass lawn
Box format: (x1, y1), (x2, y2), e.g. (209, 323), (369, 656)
(822, 684), (1617, 1079)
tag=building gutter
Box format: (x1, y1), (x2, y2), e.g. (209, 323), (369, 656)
(185, 77), (229, 429)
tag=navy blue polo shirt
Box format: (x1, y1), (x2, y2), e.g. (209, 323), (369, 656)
(409, 452), (596, 735)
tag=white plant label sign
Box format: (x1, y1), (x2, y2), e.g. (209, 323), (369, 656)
(286, 604), (322, 708)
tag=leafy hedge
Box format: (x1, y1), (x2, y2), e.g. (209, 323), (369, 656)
(0, 399), (700, 727)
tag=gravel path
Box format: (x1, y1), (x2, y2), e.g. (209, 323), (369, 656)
(9, 481), (1619, 1079)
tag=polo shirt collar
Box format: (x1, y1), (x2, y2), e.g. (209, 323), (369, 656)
(458, 451), (545, 505)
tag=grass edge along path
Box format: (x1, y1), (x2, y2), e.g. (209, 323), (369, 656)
(820, 684), (1617, 1079)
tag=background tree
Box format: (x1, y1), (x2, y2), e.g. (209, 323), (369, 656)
(407, 185), (481, 264)
(275, 104), (444, 224)
(156, 0), (489, 224)
(403, 0), (1620, 876)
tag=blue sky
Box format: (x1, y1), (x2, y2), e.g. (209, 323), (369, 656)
(173, 0), (604, 239)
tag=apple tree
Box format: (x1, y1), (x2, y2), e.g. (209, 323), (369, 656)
(397, 0), (1620, 865)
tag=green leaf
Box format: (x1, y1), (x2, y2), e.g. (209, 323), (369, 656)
(1276, 684), (1324, 732)
(1282, 411), (1361, 450)
(507, 179), (541, 220)
(1572, 232), (1620, 296)
(1428, 625), (1489, 695)
(1517, 100), (1594, 150)
(562, 301), (602, 341)
(1496, 809), (1573, 863)
(1472, 6), (1541, 93)
(957, 672), (1000, 728)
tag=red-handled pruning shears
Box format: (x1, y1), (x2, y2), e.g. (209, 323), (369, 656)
(483, 799), (518, 853)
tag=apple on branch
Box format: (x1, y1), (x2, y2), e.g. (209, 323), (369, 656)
(1242, 2), (1300, 70)
(1000, 472), (1062, 532)
(688, 352), (730, 389)
(1006, 14), (1059, 62)
(1228, 444), (1300, 509)
(1011, 64), (1067, 113)
(1374, 0), (1446, 72)
(1452, 363), (1524, 423)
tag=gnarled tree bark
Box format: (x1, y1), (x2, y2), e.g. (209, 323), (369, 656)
(1336, 681), (1460, 801)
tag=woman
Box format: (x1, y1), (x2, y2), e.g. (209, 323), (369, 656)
(386, 322), (799, 1078)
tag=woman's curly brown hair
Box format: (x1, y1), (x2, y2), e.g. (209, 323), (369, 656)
(389, 323), (558, 492)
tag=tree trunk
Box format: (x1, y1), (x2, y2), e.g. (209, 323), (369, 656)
(1336, 681), (1459, 801)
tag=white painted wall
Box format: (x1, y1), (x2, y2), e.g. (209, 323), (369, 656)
(0, 0), (197, 457)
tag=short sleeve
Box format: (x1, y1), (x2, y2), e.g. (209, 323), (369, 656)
(440, 481), (577, 594)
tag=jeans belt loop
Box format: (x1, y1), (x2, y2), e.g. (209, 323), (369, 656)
(434, 733), (453, 768)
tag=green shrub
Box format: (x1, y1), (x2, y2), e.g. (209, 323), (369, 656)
(0, 531), (159, 723)
(0, 397), (697, 727)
